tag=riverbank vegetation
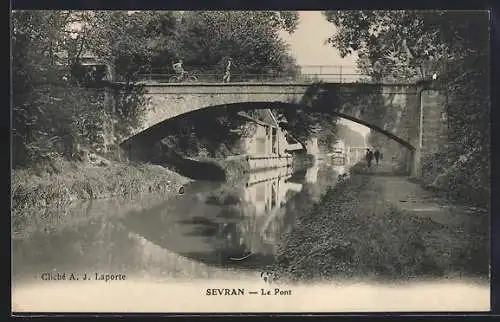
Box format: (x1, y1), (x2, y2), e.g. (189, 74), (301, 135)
(11, 156), (191, 236)
(323, 11), (490, 208)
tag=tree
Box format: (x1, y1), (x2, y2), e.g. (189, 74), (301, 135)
(78, 11), (180, 82)
(323, 10), (490, 206)
(171, 11), (300, 78)
(11, 10), (161, 166)
(12, 11), (74, 165)
(323, 10), (490, 152)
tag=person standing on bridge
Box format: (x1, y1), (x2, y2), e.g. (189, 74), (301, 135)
(374, 149), (381, 165)
(223, 58), (233, 83)
(365, 148), (374, 168)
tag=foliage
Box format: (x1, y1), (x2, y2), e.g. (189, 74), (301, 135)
(12, 10), (303, 168)
(85, 11), (180, 81)
(12, 11), (150, 167)
(323, 10), (490, 206)
(160, 112), (250, 159)
(169, 11), (300, 76)
(271, 85), (344, 153)
(12, 11), (67, 165)
(111, 84), (149, 141)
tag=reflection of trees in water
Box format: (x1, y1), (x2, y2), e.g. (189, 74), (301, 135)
(204, 187), (251, 258)
(317, 166), (339, 190)
(116, 168), (342, 270)
(123, 166), (340, 271)
(216, 220), (249, 260)
(205, 176), (312, 261)
(297, 165), (339, 206)
(118, 185), (264, 267)
(278, 165), (339, 236)
(213, 201), (271, 260)
(204, 184), (245, 206)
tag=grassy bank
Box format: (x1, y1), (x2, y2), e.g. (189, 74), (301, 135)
(12, 157), (191, 233)
(269, 171), (489, 284)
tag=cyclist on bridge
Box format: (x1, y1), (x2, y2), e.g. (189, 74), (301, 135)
(172, 59), (185, 77)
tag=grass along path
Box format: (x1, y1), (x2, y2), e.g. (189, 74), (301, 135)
(270, 162), (489, 284)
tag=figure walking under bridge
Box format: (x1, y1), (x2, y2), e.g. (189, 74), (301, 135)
(374, 149), (381, 165)
(365, 148), (374, 168)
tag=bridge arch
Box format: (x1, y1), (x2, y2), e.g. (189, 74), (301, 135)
(113, 81), (449, 178)
(121, 101), (415, 152)
(118, 82), (421, 144)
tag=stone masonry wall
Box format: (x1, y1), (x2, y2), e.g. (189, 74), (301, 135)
(121, 82), (437, 178)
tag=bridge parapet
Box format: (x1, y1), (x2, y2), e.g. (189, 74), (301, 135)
(131, 64), (425, 85)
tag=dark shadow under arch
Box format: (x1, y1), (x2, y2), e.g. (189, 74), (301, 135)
(121, 101), (416, 153)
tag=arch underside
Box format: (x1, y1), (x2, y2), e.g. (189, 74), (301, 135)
(121, 101), (416, 152)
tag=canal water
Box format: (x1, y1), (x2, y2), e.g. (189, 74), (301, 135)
(12, 159), (350, 286)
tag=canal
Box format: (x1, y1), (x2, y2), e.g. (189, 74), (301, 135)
(12, 158), (349, 286)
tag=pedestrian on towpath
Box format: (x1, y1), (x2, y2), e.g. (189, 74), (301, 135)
(374, 149), (381, 165)
(223, 58), (233, 83)
(365, 148), (374, 168)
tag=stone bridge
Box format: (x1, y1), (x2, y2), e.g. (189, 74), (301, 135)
(116, 81), (447, 178)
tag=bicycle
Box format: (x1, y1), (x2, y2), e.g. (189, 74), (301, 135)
(168, 71), (198, 83)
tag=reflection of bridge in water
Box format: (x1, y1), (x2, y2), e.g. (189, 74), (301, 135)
(237, 158), (338, 257)
(120, 161), (339, 268)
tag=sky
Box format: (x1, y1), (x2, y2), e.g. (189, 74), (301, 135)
(278, 11), (371, 141)
(278, 11), (357, 67)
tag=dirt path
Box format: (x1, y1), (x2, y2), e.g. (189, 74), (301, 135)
(271, 161), (490, 284)
(366, 161), (489, 232)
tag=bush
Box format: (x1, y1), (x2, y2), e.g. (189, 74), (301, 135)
(421, 148), (490, 208)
